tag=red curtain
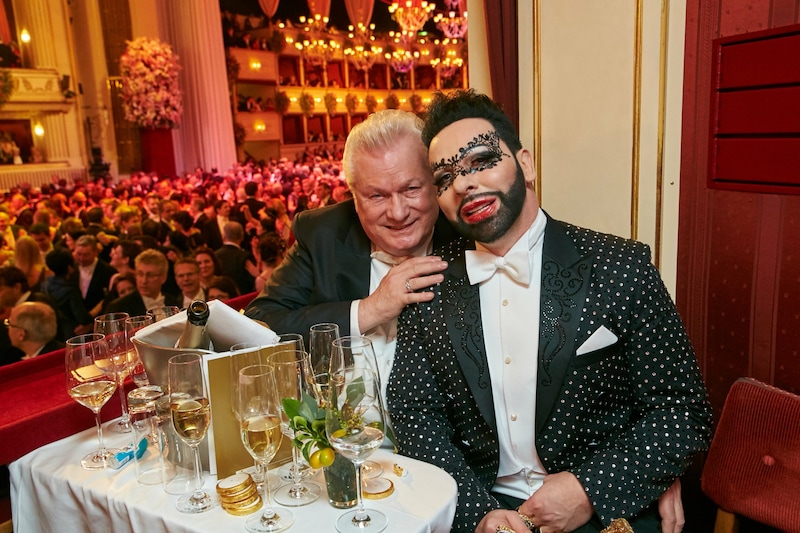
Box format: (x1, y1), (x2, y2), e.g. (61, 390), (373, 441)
(306, 0), (332, 18)
(344, 0), (375, 28)
(483, 0), (519, 133)
(258, 0), (280, 18)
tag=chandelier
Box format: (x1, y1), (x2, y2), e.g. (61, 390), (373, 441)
(292, 14), (340, 67)
(433, 0), (468, 39)
(385, 46), (420, 73)
(430, 40), (464, 78)
(344, 23), (383, 72)
(388, 0), (435, 35)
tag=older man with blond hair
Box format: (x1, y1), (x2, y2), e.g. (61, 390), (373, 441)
(104, 248), (181, 316)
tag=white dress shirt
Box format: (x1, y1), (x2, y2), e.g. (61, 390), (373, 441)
(78, 259), (97, 299)
(474, 208), (549, 500)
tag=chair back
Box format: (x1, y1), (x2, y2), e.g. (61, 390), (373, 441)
(222, 290), (258, 313)
(701, 377), (800, 533)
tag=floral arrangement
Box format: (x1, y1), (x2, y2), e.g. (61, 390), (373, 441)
(409, 93), (424, 114)
(324, 93), (337, 115)
(385, 93), (400, 110)
(283, 392), (336, 468)
(119, 37), (183, 129)
(299, 92), (315, 117)
(345, 93), (358, 115)
(225, 53), (240, 88)
(274, 91), (290, 114)
(365, 94), (377, 114)
(0, 70), (14, 109)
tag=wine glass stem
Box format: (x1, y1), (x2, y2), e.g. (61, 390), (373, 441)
(290, 445), (303, 491)
(94, 410), (106, 453)
(259, 459), (276, 518)
(118, 379), (129, 422)
(191, 445), (205, 499)
(353, 460), (368, 522)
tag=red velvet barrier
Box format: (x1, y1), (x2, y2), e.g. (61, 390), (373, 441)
(0, 348), (132, 465)
(222, 291), (259, 313)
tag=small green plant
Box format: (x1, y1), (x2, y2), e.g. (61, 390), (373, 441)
(274, 91), (290, 114)
(299, 92), (315, 117)
(324, 92), (337, 115)
(385, 93), (400, 110)
(365, 94), (377, 114)
(345, 93), (358, 115)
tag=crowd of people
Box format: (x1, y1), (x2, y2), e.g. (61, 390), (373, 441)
(0, 153), (350, 365)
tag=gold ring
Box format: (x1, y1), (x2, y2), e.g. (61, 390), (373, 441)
(495, 526), (515, 533)
(405, 279), (413, 292)
(518, 511), (537, 531)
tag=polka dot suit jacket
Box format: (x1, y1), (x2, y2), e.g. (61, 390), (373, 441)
(387, 215), (713, 532)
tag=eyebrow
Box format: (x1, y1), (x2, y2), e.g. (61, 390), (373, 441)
(430, 130), (510, 194)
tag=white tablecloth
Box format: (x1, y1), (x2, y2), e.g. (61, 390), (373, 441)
(10, 421), (456, 533)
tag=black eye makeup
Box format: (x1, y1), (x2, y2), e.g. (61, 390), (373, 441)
(430, 130), (510, 196)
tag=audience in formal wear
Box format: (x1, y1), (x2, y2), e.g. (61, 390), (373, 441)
(11, 236), (48, 292)
(41, 247), (94, 340)
(68, 234), (117, 316)
(4, 301), (63, 365)
(104, 248), (181, 316)
(214, 221), (255, 296)
(194, 246), (223, 290)
(173, 257), (205, 308)
(206, 275), (240, 301)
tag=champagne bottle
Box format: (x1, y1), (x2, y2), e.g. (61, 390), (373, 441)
(174, 300), (211, 350)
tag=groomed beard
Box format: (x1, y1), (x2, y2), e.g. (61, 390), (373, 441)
(454, 160), (527, 244)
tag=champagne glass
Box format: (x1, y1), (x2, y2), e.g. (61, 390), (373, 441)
(126, 314), (154, 388)
(168, 352), (217, 513)
(326, 367), (388, 532)
(230, 342), (282, 493)
(147, 305), (181, 322)
(331, 336), (384, 480)
(94, 312), (132, 433)
(269, 348), (321, 506)
(308, 323), (339, 405)
(65, 333), (119, 470)
(238, 364), (294, 532)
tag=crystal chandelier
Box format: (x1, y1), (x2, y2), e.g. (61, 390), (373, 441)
(433, 0), (468, 39)
(293, 14), (340, 67)
(385, 46), (420, 73)
(344, 23), (383, 72)
(388, 0), (435, 35)
(430, 40), (464, 78)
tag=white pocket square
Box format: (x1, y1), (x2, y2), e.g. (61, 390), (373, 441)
(576, 326), (618, 356)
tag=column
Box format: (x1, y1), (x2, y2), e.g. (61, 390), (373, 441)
(160, 0), (236, 174)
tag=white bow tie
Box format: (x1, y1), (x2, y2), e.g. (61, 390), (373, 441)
(465, 249), (531, 285)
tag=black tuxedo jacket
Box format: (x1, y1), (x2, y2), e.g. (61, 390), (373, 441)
(68, 259), (117, 311)
(201, 218), (224, 251)
(214, 244), (254, 295)
(387, 216), (713, 532)
(104, 290), (182, 316)
(245, 199), (457, 338)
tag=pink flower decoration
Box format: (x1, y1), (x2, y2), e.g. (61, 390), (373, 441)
(120, 37), (183, 129)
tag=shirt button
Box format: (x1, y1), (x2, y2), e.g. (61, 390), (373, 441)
(502, 299), (509, 306)
(504, 357), (511, 364)
(510, 413), (518, 421)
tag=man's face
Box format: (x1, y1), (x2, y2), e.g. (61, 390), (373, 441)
(145, 197), (159, 214)
(174, 263), (200, 297)
(351, 134), (439, 258)
(7, 306), (24, 348)
(73, 244), (98, 268)
(218, 203), (231, 217)
(0, 214), (9, 232)
(429, 118), (534, 246)
(135, 263), (167, 299)
(31, 232), (51, 253)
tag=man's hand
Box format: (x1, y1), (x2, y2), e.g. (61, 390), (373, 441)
(518, 471), (594, 532)
(477, 509), (531, 533)
(357, 255), (447, 332)
(658, 479), (684, 533)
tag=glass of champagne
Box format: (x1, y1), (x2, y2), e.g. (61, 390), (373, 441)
(326, 366), (388, 532)
(94, 312), (132, 433)
(65, 333), (119, 470)
(308, 323), (339, 405)
(269, 348), (321, 506)
(238, 364), (294, 532)
(168, 352), (217, 513)
(230, 342), (282, 493)
(147, 305), (181, 322)
(126, 314), (155, 388)
(331, 336), (384, 480)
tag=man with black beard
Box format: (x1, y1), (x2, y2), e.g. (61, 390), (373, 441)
(387, 90), (712, 533)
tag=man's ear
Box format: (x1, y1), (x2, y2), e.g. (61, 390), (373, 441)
(516, 148), (537, 185)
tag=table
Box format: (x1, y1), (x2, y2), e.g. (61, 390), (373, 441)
(10, 421), (457, 533)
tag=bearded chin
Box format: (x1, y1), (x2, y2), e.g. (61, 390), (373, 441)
(455, 161), (527, 244)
